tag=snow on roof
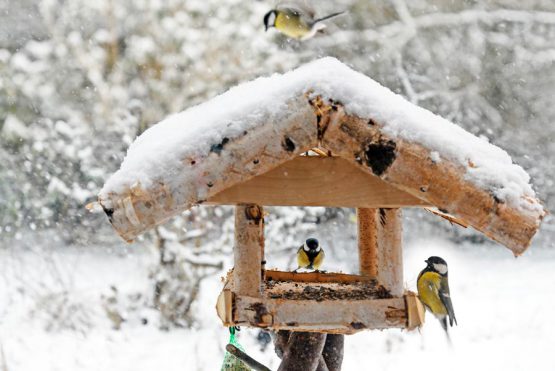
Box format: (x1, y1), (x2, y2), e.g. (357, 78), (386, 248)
(101, 57), (541, 217)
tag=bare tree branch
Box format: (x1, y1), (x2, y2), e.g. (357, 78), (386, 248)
(316, 8), (555, 49)
(225, 344), (272, 371)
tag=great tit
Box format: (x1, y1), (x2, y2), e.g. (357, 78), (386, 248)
(263, 2), (346, 40)
(295, 238), (325, 271)
(417, 256), (457, 335)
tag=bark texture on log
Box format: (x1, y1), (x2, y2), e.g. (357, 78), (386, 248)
(234, 296), (407, 333)
(322, 334), (344, 371)
(273, 331), (344, 371)
(234, 204), (264, 298)
(277, 332), (327, 371)
(273, 330), (291, 359)
(357, 208), (403, 297)
(322, 107), (545, 255)
(217, 269), (424, 333)
(99, 97), (317, 242)
(357, 208), (379, 278)
(99, 93), (545, 254)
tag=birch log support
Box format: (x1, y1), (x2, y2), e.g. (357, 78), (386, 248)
(356, 208), (403, 297)
(234, 204), (264, 297)
(277, 332), (327, 371)
(378, 208), (403, 297)
(357, 208), (378, 277)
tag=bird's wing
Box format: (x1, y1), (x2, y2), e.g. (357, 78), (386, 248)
(296, 246), (309, 269)
(312, 248), (325, 270)
(439, 278), (457, 326)
(276, 0), (316, 19)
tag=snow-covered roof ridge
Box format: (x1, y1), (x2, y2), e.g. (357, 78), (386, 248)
(99, 57), (545, 253)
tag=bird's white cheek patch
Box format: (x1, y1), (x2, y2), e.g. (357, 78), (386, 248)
(434, 263), (448, 275)
(303, 244), (310, 252)
(315, 246), (321, 252)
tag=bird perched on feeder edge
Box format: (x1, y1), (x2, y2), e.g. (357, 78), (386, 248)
(263, 1), (346, 40)
(417, 256), (457, 337)
(295, 238), (325, 272)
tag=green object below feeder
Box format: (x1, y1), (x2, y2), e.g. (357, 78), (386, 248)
(221, 327), (251, 371)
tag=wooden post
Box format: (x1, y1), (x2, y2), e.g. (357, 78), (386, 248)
(274, 333), (343, 371)
(277, 332), (327, 371)
(357, 208), (378, 277)
(357, 208), (403, 297)
(234, 204), (264, 297)
(322, 334), (344, 371)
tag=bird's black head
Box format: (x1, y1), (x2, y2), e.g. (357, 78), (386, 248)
(425, 256), (448, 275)
(264, 10), (277, 31)
(305, 238), (319, 250)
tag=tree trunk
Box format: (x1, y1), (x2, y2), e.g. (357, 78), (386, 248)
(278, 332), (327, 371)
(274, 331), (344, 371)
(322, 334), (344, 371)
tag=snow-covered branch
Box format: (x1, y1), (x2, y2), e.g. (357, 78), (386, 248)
(317, 8), (555, 48)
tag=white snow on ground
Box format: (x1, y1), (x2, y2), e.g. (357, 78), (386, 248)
(1, 239), (554, 371)
(101, 58), (541, 216)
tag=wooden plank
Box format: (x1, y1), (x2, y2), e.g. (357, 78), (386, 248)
(207, 157), (430, 208)
(356, 208), (404, 297)
(234, 204), (264, 297)
(233, 295), (408, 334)
(265, 270), (375, 284)
(405, 291), (426, 330)
(215, 289), (233, 326)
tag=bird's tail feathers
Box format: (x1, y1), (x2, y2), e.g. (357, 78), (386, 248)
(440, 317), (453, 346)
(440, 316), (448, 332)
(313, 11), (347, 24)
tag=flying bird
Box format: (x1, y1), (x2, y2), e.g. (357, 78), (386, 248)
(263, 2), (346, 40)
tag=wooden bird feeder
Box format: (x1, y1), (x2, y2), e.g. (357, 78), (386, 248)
(212, 162), (426, 334)
(98, 59), (545, 337)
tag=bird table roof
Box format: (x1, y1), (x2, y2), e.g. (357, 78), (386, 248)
(98, 57), (545, 255)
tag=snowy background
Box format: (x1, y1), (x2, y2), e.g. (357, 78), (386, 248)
(1, 0), (554, 370)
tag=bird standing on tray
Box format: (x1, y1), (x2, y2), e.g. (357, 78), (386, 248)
(295, 238), (325, 272)
(263, 2), (346, 40)
(417, 256), (457, 337)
